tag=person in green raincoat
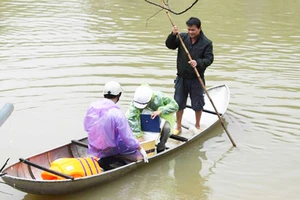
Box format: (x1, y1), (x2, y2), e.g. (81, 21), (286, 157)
(126, 84), (179, 153)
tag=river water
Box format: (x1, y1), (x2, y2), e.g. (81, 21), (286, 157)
(0, 0), (300, 199)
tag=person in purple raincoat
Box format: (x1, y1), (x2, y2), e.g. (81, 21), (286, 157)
(84, 81), (148, 170)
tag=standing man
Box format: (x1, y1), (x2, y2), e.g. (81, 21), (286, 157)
(165, 17), (214, 134)
(84, 81), (148, 170)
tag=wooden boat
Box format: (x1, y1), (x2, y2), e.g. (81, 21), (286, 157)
(0, 84), (230, 195)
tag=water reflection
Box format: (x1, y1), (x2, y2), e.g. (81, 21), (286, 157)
(173, 146), (209, 199)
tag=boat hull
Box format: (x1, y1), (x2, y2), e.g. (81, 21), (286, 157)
(1, 84), (230, 195)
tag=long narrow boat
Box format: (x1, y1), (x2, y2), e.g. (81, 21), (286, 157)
(1, 84), (230, 195)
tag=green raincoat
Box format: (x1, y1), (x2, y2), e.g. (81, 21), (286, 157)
(126, 91), (179, 138)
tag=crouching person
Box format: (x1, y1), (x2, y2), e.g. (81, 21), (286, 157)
(84, 81), (148, 171)
(126, 84), (179, 153)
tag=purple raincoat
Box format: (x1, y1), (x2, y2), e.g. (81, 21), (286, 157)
(84, 99), (140, 159)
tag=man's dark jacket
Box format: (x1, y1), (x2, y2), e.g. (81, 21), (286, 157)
(165, 31), (214, 85)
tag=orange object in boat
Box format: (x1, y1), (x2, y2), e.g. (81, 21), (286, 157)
(41, 157), (102, 180)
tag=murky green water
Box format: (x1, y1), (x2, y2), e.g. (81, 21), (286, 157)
(1, 0), (300, 199)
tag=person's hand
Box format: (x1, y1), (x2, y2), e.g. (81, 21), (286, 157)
(172, 26), (179, 35)
(188, 60), (197, 68)
(137, 136), (144, 142)
(151, 110), (162, 119)
(139, 147), (149, 163)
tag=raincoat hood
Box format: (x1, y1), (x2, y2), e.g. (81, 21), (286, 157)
(84, 98), (139, 159)
(84, 99), (118, 133)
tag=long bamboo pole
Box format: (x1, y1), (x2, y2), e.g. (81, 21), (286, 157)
(162, 1), (236, 147)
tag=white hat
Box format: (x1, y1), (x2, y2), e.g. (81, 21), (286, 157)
(103, 81), (122, 96)
(133, 85), (152, 109)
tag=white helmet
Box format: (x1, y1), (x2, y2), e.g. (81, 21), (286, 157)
(103, 81), (122, 96)
(133, 85), (152, 109)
